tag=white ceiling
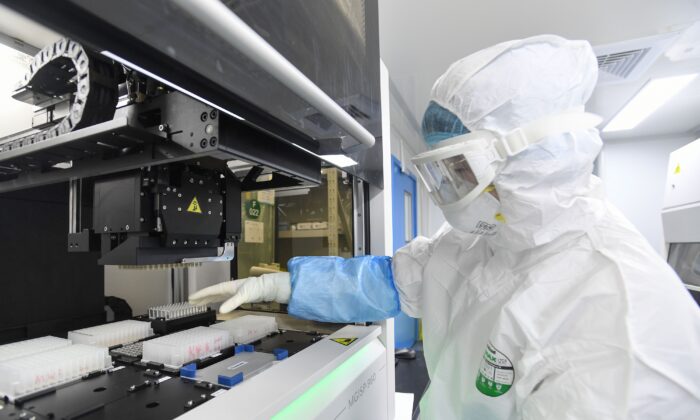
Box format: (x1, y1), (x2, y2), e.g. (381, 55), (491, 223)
(2, 2), (700, 143)
(378, 0), (700, 143)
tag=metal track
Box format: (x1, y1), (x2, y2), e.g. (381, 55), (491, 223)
(0, 38), (120, 165)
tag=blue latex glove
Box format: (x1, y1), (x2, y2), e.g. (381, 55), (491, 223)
(287, 255), (400, 323)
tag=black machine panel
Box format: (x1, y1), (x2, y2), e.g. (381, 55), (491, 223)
(90, 164), (241, 266)
(0, 184), (105, 344)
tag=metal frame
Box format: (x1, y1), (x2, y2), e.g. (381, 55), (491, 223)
(352, 176), (368, 256)
(326, 168), (339, 256)
(0, 93), (323, 194)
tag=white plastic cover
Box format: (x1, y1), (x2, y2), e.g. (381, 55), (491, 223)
(210, 315), (278, 344)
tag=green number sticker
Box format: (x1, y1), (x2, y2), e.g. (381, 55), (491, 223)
(246, 199), (261, 219)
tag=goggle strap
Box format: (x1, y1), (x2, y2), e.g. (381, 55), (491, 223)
(497, 112), (602, 158)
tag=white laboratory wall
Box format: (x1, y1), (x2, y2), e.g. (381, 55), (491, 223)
(600, 134), (695, 254)
(0, 44), (34, 137)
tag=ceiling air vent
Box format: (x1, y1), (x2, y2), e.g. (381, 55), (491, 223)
(594, 32), (681, 86)
(597, 48), (650, 79)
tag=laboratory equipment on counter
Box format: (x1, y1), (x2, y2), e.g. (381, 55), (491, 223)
(0, 322), (384, 419)
(662, 138), (700, 305)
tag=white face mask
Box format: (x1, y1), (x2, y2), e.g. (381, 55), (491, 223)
(440, 191), (502, 236)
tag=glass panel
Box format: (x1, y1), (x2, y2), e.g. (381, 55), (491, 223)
(237, 168), (354, 311)
(404, 191), (413, 243)
(444, 154), (478, 196)
(667, 243), (700, 287)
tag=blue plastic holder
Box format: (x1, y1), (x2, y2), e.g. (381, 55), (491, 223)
(272, 348), (288, 360)
(180, 363), (197, 378)
(235, 344), (254, 354)
(218, 372), (244, 388)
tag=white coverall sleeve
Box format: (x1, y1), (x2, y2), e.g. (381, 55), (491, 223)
(392, 235), (433, 318)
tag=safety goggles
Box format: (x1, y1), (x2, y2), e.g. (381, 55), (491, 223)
(412, 134), (499, 207)
(412, 111), (603, 208)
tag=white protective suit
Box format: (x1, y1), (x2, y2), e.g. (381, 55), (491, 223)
(393, 35), (700, 419)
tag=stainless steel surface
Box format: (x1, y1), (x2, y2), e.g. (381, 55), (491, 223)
(182, 242), (235, 263)
(174, 0), (375, 151)
(196, 351), (276, 387)
(171, 268), (189, 304)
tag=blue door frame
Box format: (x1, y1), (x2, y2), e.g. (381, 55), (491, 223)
(391, 155), (418, 349)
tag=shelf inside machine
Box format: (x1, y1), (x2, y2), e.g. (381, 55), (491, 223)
(0, 91), (322, 194)
(0, 117), (163, 177)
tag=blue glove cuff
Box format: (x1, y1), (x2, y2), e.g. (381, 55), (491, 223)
(287, 256), (400, 323)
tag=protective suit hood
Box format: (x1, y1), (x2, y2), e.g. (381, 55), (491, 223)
(429, 35), (605, 251)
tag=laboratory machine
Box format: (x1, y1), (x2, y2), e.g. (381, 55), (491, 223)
(662, 138), (700, 305)
(0, 1), (395, 419)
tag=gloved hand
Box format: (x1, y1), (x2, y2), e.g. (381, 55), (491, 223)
(189, 272), (291, 314)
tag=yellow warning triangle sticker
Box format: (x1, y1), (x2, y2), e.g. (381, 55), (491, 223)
(187, 197), (202, 214)
(674, 164), (681, 175)
(331, 337), (357, 346)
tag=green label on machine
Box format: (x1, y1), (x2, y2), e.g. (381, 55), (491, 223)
(475, 342), (514, 397)
(246, 199), (261, 219)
